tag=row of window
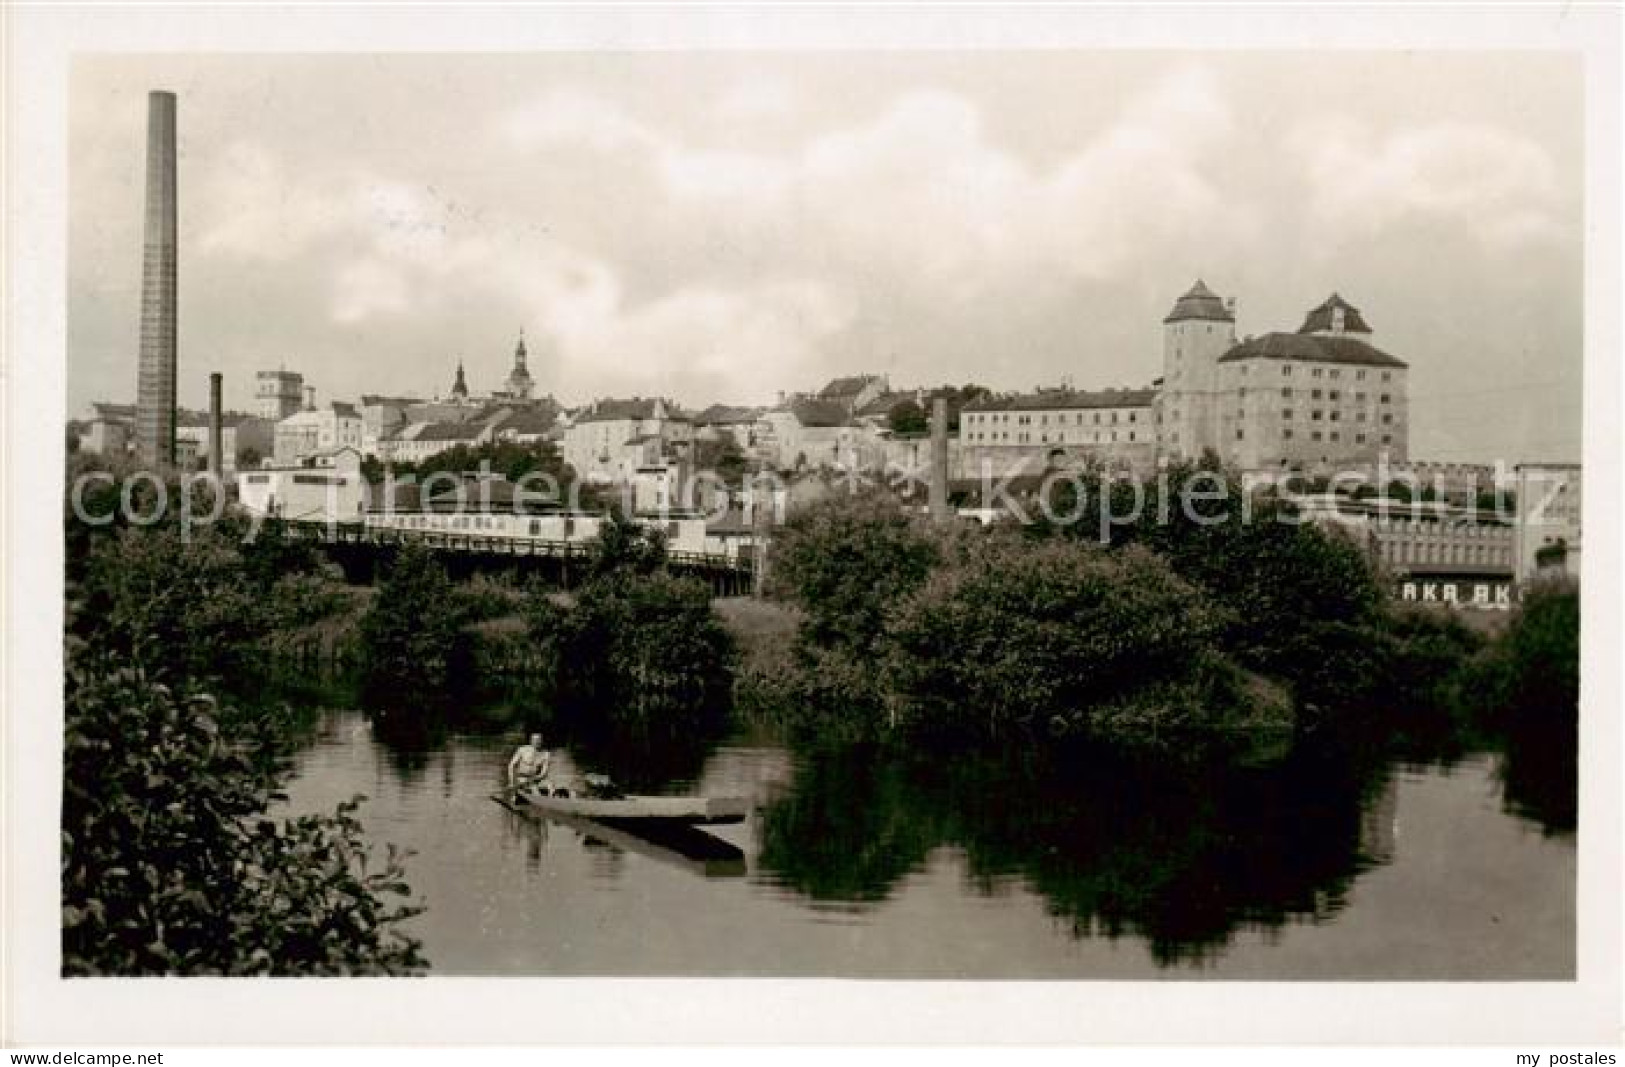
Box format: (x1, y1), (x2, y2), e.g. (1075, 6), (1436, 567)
(1241, 364), (1393, 382)
(968, 430), (1140, 445)
(1268, 388), (1392, 403)
(965, 410), (1142, 426)
(1245, 428), (1394, 445)
(1271, 409), (1396, 424)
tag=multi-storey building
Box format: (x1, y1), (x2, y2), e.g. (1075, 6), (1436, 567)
(1157, 283), (1410, 475)
(255, 369), (305, 421)
(562, 397), (692, 484)
(274, 397), (364, 465)
(959, 387), (1158, 478)
(1513, 462), (1582, 584)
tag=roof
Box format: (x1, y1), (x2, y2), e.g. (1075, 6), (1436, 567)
(91, 402), (137, 421)
(1298, 293), (1373, 335)
(1164, 279), (1235, 324)
(785, 398), (854, 428)
(575, 398), (669, 423)
(413, 421), (484, 442)
(964, 387), (1158, 413)
(330, 401), (359, 418)
(360, 394), (420, 407)
(693, 403), (761, 425)
(818, 374), (884, 400)
(1216, 332), (1408, 369)
(500, 410), (557, 435)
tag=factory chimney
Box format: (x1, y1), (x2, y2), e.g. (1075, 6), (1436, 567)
(134, 90), (178, 468)
(929, 396), (950, 524)
(208, 372), (224, 480)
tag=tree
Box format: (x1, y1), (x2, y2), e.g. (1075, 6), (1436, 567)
(887, 399), (929, 436)
(770, 490), (940, 653)
(61, 661), (426, 975)
(358, 542), (465, 697)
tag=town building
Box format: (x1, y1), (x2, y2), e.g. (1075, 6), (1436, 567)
(1513, 462), (1582, 585)
(959, 387), (1158, 479)
(80, 402), (136, 457)
(562, 397), (693, 485)
(758, 398), (868, 472)
(1157, 283), (1410, 475)
(817, 374), (889, 416)
(236, 446), (367, 521)
(692, 404), (765, 448)
(273, 391), (364, 464)
(255, 369), (306, 421)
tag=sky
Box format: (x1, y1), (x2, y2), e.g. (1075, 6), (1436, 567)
(67, 52), (1583, 463)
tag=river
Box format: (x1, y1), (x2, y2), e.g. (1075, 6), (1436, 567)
(277, 707), (1574, 978)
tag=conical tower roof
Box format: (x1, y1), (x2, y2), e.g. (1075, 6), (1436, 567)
(1298, 293), (1372, 335)
(1163, 279), (1235, 324)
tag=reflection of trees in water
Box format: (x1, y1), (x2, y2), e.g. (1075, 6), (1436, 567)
(551, 699), (733, 794)
(756, 743), (1389, 967)
(1495, 712), (1577, 836)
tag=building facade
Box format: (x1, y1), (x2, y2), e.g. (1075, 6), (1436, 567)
(274, 400), (364, 465)
(1513, 462), (1582, 585)
(1157, 284), (1410, 475)
(562, 398), (692, 484)
(236, 447), (367, 521)
(959, 387), (1158, 479)
(256, 369), (306, 421)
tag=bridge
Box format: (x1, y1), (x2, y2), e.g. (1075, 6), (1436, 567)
(279, 519), (758, 596)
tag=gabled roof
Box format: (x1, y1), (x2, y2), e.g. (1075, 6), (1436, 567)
(1298, 293), (1374, 335)
(500, 410), (557, 436)
(964, 387), (1158, 413)
(1163, 279), (1235, 324)
(693, 403), (762, 425)
(91, 402), (137, 421)
(330, 401), (360, 418)
(576, 398), (670, 423)
(1217, 332), (1407, 369)
(818, 374), (884, 400)
(413, 421), (484, 442)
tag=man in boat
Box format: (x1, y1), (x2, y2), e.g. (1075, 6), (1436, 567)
(507, 733), (551, 798)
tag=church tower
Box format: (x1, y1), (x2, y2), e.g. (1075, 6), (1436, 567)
(451, 360), (469, 402)
(504, 330), (535, 400)
(1157, 279), (1237, 463)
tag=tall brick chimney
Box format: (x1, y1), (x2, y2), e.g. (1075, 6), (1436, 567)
(134, 90), (178, 468)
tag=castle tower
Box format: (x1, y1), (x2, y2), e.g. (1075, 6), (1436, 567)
(1158, 279), (1237, 463)
(134, 90), (179, 467)
(451, 360), (469, 401)
(504, 330), (535, 400)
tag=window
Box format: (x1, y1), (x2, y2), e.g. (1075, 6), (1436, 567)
(1382, 372), (1392, 382)
(1330, 411), (1340, 422)
(1382, 434), (1392, 445)
(1355, 434), (1366, 444)
(1329, 390), (1340, 401)
(1312, 368), (1324, 378)
(1356, 412), (1366, 422)
(1235, 428), (1245, 440)
(1282, 387), (1292, 398)
(1282, 409), (1294, 420)
(1129, 411), (1137, 423)
(1355, 392), (1366, 402)
(1283, 364), (1293, 375)
(1312, 431), (1323, 442)
(1312, 410), (1323, 421)
(1330, 369), (1341, 379)
(1312, 389), (1322, 400)
(1330, 432), (1340, 442)
(1380, 394), (1391, 404)
(1282, 428), (1294, 440)
(1382, 413), (1394, 425)
(1357, 370), (1367, 381)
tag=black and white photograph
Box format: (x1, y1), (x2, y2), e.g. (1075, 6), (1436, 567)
(4, 3), (1622, 1053)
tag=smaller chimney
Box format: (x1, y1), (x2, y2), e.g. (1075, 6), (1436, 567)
(929, 397), (950, 525)
(303, 385), (316, 411)
(208, 373), (224, 479)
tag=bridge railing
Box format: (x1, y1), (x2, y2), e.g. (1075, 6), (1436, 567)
(280, 518), (754, 574)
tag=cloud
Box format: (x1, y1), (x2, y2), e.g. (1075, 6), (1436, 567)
(1294, 120), (1563, 250)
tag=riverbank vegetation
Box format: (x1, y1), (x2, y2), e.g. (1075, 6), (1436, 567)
(61, 458), (427, 975)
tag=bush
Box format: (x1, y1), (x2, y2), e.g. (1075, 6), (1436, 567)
(359, 543), (466, 696)
(527, 570), (735, 728)
(770, 490), (940, 652)
(884, 540), (1229, 741)
(62, 662), (425, 975)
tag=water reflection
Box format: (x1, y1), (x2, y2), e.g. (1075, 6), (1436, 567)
(755, 742), (1398, 965)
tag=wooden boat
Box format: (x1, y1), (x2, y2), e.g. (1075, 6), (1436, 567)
(495, 785), (751, 825)
(493, 794), (747, 878)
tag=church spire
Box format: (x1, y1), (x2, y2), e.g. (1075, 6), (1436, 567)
(505, 329), (535, 400)
(451, 359), (469, 400)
